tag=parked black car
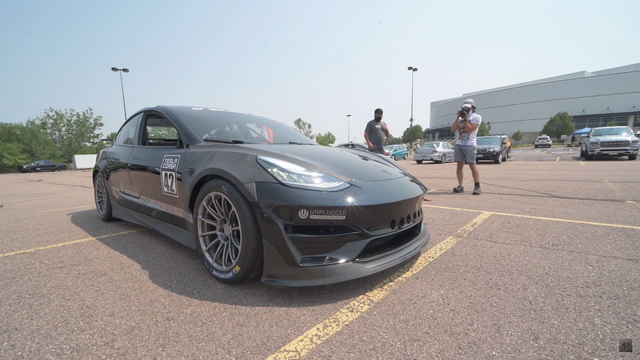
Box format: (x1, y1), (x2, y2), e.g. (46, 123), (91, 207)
(93, 106), (430, 287)
(475, 136), (508, 164)
(18, 160), (68, 173)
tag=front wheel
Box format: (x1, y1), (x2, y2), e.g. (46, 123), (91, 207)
(391, 155), (396, 160)
(94, 172), (114, 222)
(403, 153), (408, 160)
(495, 154), (503, 164)
(416, 160), (423, 164)
(194, 179), (263, 284)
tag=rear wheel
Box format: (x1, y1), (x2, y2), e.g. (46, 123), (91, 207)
(28, 168), (35, 173)
(403, 153), (408, 160)
(416, 160), (423, 164)
(94, 172), (114, 222)
(194, 179), (263, 284)
(440, 154), (447, 163)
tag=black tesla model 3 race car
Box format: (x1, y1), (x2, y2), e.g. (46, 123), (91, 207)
(93, 106), (430, 286)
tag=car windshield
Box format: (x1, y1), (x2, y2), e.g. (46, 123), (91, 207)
(172, 107), (316, 144)
(384, 145), (397, 151)
(591, 127), (633, 137)
(476, 137), (500, 146)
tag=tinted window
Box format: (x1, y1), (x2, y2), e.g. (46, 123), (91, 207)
(591, 127), (633, 137)
(476, 137), (500, 146)
(115, 114), (142, 145)
(143, 114), (179, 147)
(171, 107), (315, 144)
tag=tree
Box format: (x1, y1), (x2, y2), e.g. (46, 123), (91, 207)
(401, 124), (424, 144)
(385, 134), (402, 145)
(315, 132), (336, 146)
(293, 118), (315, 140)
(606, 121), (617, 127)
(477, 122), (490, 136)
(512, 130), (523, 142)
(106, 131), (118, 140)
(0, 122), (60, 172)
(27, 107), (104, 162)
(541, 112), (575, 140)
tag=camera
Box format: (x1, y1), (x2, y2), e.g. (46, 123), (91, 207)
(460, 104), (471, 117)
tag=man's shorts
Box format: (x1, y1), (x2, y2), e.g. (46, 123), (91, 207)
(454, 144), (477, 164)
(370, 148), (386, 155)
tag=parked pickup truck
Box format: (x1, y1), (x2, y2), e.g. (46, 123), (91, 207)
(580, 126), (639, 161)
(17, 160), (69, 173)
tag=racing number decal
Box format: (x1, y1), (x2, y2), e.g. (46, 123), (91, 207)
(161, 155), (180, 197)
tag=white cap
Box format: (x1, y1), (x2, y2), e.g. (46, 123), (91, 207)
(463, 99), (475, 107)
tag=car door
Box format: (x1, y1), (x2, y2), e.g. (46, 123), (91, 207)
(106, 113), (142, 210)
(128, 111), (189, 229)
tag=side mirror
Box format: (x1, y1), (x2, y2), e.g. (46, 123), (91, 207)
(501, 140), (507, 144)
(584, 135), (589, 138)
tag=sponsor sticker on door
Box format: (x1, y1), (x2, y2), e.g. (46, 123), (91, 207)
(161, 155), (180, 197)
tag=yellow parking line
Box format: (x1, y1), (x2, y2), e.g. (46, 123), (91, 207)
(0, 229), (146, 258)
(30, 205), (94, 214)
(266, 212), (492, 360)
(580, 161), (585, 166)
(422, 205), (640, 230)
(556, 156), (560, 162)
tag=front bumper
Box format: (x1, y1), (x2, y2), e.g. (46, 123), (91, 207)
(587, 147), (638, 156)
(414, 154), (442, 162)
(254, 177), (429, 286)
(261, 222), (429, 286)
(476, 152), (500, 161)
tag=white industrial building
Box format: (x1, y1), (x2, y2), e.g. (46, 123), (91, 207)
(427, 63), (640, 143)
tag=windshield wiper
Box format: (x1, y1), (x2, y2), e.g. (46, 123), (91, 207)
(204, 139), (245, 144)
(287, 141), (314, 145)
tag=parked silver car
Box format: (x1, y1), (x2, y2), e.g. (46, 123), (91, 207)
(580, 126), (639, 160)
(414, 142), (455, 164)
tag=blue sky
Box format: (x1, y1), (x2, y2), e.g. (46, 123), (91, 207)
(2, 0), (639, 144)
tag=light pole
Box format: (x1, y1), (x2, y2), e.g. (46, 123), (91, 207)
(407, 66), (418, 153)
(111, 67), (130, 120)
(346, 114), (352, 143)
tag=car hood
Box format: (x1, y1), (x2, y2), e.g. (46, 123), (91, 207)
(590, 135), (634, 141)
(476, 144), (501, 149)
(237, 144), (409, 182)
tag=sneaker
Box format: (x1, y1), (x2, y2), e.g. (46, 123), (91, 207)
(453, 185), (464, 193)
(473, 186), (482, 195)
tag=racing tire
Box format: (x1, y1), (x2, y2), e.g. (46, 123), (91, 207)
(194, 179), (263, 284)
(440, 154), (447, 164)
(629, 155), (637, 161)
(94, 172), (114, 222)
(416, 160), (423, 164)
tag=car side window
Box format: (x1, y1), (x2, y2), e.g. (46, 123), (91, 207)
(115, 114), (143, 146)
(142, 114), (180, 147)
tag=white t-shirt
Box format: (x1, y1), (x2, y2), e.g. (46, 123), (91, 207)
(455, 113), (482, 146)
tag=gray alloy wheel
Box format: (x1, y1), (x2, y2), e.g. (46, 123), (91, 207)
(194, 179), (262, 284)
(495, 153), (503, 164)
(94, 173), (114, 222)
(440, 154), (447, 163)
(197, 192), (243, 272)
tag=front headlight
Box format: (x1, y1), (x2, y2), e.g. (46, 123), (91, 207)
(490, 148), (500, 152)
(257, 156), (350, 191)
(588, 140), (600, 148)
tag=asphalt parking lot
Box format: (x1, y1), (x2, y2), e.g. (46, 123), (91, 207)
(1, 148), (639, 359)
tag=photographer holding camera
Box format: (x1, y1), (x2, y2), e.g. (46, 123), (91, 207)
(450, 99), (482, 195)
